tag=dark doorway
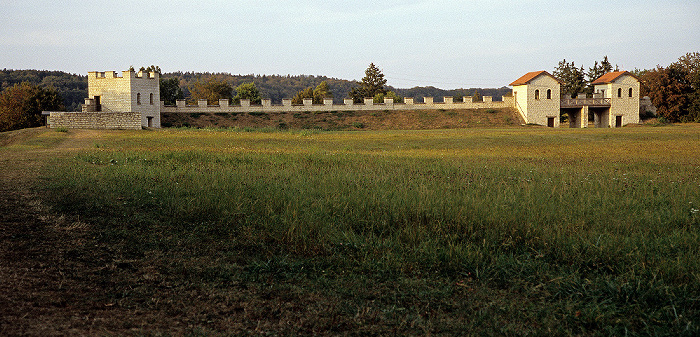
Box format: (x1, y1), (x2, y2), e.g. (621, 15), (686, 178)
(615, 115), (622, 128)
(147, 116), (153, 128)
(547, 117), (555, 128)
(94, 96), (101, 112)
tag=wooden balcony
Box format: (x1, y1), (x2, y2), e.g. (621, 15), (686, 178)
(560, 98), (611, 108)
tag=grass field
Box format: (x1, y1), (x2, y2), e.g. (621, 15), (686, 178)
(2, 125), (700, 335)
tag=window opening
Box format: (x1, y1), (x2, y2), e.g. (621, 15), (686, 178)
(629, 88), (633, 98)
(137, 93), (141, 105)
(546, 89), (551, 99)
(150, 93), (154, 105)
(617, 88), (622, 98)
(535, 89), (540, 100)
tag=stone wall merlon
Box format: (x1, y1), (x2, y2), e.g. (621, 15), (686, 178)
(161, 97), (513, 114)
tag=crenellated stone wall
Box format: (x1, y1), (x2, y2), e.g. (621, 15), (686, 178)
(162, 96), (515, 114)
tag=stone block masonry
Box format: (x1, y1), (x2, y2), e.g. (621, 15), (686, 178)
(161, 96), (515, 114)
(47, 111), (141, 130)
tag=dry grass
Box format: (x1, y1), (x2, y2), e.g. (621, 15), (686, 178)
(2, 125), (700, 336)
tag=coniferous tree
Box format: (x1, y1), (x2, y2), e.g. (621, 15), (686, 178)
(349, 63), (387, 103)
(585, 56), (614, 95)
(554, 59), (586, 98)
(160, 77), (184, 105)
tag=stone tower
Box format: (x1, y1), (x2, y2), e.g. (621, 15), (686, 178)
(84, 69), (161, 128)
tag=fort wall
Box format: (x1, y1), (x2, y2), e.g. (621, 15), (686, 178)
(47, 111), (141, 130)
(161, 96), (515, 114)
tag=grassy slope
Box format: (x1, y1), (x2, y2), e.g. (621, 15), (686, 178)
(2, 125), (700, 335)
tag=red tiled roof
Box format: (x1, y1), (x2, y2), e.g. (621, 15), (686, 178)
(591, 71), (638, 84)
(510, 71), (562, 86)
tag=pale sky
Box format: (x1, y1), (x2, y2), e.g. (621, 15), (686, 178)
(1, 0), (698, 89)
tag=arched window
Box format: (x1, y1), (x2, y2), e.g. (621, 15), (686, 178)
(150, 93), (154, 105)
(546, 89), (552, 99)
(535, 89), (540, 100)
(617, 88), (622, 98)
(137, 93), (141, 105)
(628, 88), (633, 98)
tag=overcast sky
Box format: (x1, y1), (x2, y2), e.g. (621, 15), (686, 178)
(1, 0), (698, 89)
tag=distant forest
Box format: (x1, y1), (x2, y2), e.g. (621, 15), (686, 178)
(1, 69), (87, 112)
(1, 69), (511, 111)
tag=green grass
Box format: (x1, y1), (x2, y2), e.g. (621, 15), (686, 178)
(40, 126), (700, 335)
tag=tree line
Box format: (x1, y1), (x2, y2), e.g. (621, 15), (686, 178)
(161, 63), (511, 107)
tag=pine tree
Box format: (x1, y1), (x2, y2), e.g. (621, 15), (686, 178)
(349, 63), (387, 103)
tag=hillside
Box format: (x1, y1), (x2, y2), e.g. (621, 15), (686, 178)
(161, 107), (524, 130)
(0, 69), (87, 111)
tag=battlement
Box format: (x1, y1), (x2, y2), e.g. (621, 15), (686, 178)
(162, 96), (514, 114)
(88, 69), (159, 80)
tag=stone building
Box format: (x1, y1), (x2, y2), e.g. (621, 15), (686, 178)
(591, 71), (640, 127)
(83, 69), (161, 128)
(510, 71), (563, 127)
(47, 69), (160, 129)
(511, 70), (641, 128)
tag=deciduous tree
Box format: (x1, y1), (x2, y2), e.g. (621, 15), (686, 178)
(291, 87), (314, 105)
(641, 52), (700, 122)
(373, 91), (403, 104)
(0, 82), (63, 132)
(233, 82), (262, 105)
(312, 81), (333, 104)
(189, 78), (233, 105)
(291, 81), (333, 105)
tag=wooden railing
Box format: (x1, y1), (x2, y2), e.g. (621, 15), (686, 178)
(560, 97), (611, 107)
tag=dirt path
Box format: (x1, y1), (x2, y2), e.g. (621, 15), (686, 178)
(0, 129), (138, 336)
